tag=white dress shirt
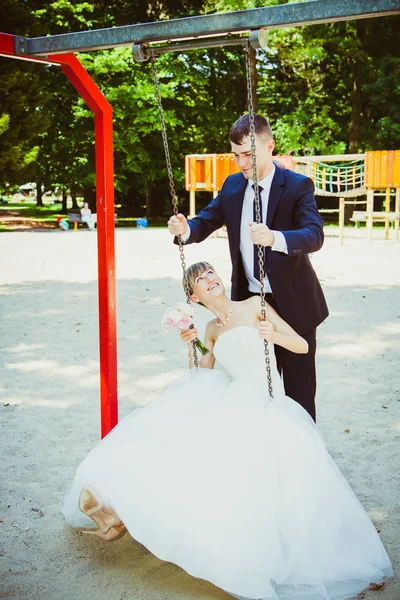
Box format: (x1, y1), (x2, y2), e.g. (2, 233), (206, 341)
(240, 165), (288, 294)
(182, 164), (288, 293)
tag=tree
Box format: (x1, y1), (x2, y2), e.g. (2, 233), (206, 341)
(1, 0), (399, 215)
(256, 14), (400, 154)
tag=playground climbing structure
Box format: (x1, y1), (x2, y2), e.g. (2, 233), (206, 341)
(185, 150), (400, 243)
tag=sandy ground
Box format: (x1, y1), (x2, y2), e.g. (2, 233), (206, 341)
(1, 226), (399, 600)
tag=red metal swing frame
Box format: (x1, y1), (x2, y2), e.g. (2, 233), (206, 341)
(0, 33), (117, 438)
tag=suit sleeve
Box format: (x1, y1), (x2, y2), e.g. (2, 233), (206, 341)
(174, 189), (226, 246)
(280, 177), (324, 256)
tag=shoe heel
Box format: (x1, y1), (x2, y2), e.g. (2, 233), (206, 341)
(79, 485), (101, 516)
(79, 525), (126, 542)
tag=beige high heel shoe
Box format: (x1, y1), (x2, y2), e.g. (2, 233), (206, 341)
(79, 485), (126, 541)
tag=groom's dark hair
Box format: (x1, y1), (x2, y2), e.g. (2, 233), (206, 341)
(229, 114), (273, 145)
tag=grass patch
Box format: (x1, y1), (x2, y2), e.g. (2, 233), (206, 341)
(0, 200), (170, 231)
(0, 201), (65, 219)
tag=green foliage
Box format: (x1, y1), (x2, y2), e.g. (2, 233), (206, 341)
(0, 0), (399, 214)
(33, 1), (95, 29)
(256, 15), (400, 154)
(0, 113), (10, 135)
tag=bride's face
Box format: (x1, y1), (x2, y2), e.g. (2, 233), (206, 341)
(190, 268), (225, 304)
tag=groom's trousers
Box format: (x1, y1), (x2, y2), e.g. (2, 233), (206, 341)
(273, 328), (317, 422)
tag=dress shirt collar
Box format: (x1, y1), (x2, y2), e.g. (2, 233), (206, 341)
(247, 163), (276, 192)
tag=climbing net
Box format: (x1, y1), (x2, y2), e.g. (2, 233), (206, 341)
(295, 157), (366, 197)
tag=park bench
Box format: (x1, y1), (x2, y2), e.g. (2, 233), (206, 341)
(68, 213), (117, 230)
(350, 211), (398, 228)
(212, 225), (228, 238)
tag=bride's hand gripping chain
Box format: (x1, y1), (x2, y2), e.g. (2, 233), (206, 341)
(258, 318), (275, 342)
(248, 296), (308, 354)
(180, 327), (198, 347)
(180, 327), (199, 369)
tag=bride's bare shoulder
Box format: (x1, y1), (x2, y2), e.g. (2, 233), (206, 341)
(243, 296), (261, 311)
(244, 296), (260, 305)
(205, 318), (218, 341)
(242, 295), (274, 318)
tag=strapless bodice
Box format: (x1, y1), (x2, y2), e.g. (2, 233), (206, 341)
(213, 326), (284, 394)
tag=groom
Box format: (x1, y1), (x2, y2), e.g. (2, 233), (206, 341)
(168, 114), (328, 421)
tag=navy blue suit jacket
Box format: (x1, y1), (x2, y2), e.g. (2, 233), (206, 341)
(180, 165), (328, 334)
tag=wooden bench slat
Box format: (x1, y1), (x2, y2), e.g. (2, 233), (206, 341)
(350, 211), (398, 222)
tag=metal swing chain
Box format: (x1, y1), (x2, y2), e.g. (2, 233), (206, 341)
(151, 56), (199, 368)
(245, 43), (273, 399)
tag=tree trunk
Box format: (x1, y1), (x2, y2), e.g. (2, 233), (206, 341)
(146, 184), (151, 219)
(146, 183), (163, 218)
(71, 189), (79, 209)
(61, 189), (68, 212)
(35, 182), (44, 207)
(349, 22), (365, 154)
(209, 50), (217, 110)
(348, 73), (361, 153)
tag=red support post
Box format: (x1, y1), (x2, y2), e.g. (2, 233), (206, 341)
(0, 34), (118, 438)
(57, 55), (118, 439)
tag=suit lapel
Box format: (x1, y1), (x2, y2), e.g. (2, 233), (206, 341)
(266, 165), (285, 228)
(231, 175), (247, 257)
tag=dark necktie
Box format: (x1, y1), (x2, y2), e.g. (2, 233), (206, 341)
(253, 184), (264, 282)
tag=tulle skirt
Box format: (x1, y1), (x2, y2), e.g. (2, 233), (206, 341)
(61, 368), (392, 600)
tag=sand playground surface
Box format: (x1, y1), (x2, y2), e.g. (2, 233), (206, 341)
(1, 226), (399, 600)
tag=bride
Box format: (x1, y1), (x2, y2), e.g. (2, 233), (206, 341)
(62, 261), (392, 600)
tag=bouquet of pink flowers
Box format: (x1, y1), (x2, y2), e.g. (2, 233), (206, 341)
(161, 302), (208, 355)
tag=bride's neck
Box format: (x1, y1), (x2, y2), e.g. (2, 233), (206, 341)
(206, 296), (235, 322)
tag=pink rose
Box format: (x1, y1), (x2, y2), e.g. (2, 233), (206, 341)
(178, 315), (193, 330)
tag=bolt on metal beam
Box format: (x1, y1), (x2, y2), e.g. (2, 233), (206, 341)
(14, 0), (400, 57)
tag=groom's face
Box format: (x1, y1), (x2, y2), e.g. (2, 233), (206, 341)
(231, 134), (274, 181)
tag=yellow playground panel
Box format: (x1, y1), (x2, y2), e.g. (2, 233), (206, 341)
(185, 151), (400, 243)
(185, 154), (239, 215)
(362, 150), (400, 242)
(366, 150), (400, 189)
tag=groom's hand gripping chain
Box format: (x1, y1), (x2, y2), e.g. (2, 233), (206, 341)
(168, 213), (188, 237)
(249, 222), (275, 247)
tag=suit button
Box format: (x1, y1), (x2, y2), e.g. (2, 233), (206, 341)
(293, 249), (301, 254)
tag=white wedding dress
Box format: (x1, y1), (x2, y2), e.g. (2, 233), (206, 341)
(62, 326), (392, 600)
